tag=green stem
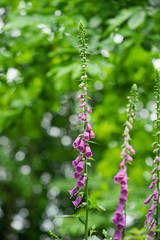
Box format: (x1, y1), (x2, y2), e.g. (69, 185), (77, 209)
(85, 161), (89, 240)
(79, 21), (89, 239)
(156, 98), (160, 239)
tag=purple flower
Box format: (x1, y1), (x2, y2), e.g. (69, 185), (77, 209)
(115, 168), (126, 183)
(126, 154), (133, 162)
(80, 98), (84, 102)
(81, 114), (87, 121)
(85, 145), (93, 159)
(72, 155), (82, 167)
(149, 203), (156, 214)
(77, 140), (85, 153)
(152, 188), (157, 196)
(117, 214), (125, 230)
(72, 195), (82, 208)
(86, 107), (92, 113)
(76, 161), (84, 173)
(153, 148), (158, 153)
(113, 228), (122, 240)
(77, 176), (86, 189)
(73, 136), (81, 148)
(68, 186), (78, 198)
(120, 175), (128, 186)
(111, 204), (123, 225)
(153, 194), (158, 201)
(129, 146), (135, 154)
(126, 121), (133, 129)
(78, 112), (83, 119)
(83, 131), (90, 141)
(124, 135), (130, 141)
(89, 130), (95, 139)
(86, 122), (92, 131)
(83, 86), (87, 91)
(119, 159), (126, 167)
(120, 149), (126, 156)
(73, 171), (81, 180)
(119, 194), (127, 204)
(79, 82), (84, 88)
(80, 102), (85, 108)
(149, 183), (154, 189)
(152, 174), (156, 181)
(125, 143), (130, 149)
(155, 156), (160, 162)
(76, 94), (81, 99)
(144, 196), (152, 204)
(124, 127), (129, 135)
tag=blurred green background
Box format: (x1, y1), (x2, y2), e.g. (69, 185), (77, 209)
(0, 0), (160, 239)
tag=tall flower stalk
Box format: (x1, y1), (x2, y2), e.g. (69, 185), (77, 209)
(111, 84), (138, 240)
(68, 21), (95, 240)
(144, 70), (160, 239)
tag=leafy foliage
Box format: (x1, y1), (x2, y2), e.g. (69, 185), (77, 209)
(0, 0), (160, 239)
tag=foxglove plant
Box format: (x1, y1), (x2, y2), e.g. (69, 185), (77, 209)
(68, 21), (95, 240)
(144, 70), (160, 239)
(111, 84), (138, 240)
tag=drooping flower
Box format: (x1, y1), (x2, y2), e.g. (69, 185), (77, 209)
(144, 70), (160, 239)
(89, 130), (95, 139)
(72, 136), (81, 148)
(72, 195), (82, 208)
(86, 122), (92, 131)
(77, 176), (86, 189)
(86, 107), (92, 113)
(76, 161), (85, 173)
(73, 171), (81, 180)
(72, 155), (82, 167)
(81, 114), (87, 121)
(111, 84), (138, 240)
(85, 145), (93, 159)
(69, 21), (95, 211)
(83, 131), (90, 141)
(68, 186), (78, 198)
(77, 140), (85, 153)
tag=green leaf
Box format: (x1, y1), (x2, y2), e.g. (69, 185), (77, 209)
(89, 157), (96, 161)
(88, 196), (99, 210)
(48, 230), (61, 240)
(87, 96), (93, 101)
(74, 125), (84, 128)
(51, 215), (73, 221)
(77, 214), (86, 225)
(88, 140), (99, 145)
(51, 213), (86, 225)
(98, 205), (106, 212)
(88, 177), (101, 181)
(128, 11), (146, 29)
(88, 236), (101, 240)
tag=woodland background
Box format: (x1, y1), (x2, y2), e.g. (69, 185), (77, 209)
(0, 0), (160, 239)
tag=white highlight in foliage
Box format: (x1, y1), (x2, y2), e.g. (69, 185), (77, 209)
(15, 151), (25, 161)
(6, 68), (19, 83)
(61, 135), (72, 146)
(20, 165), (31, 175)
(152, 58), (160, 70)
(55, 10), (61, 16)
(101, 49), (110, 58)
(113, 33), (124, 44)
(94, 81), (103, 90)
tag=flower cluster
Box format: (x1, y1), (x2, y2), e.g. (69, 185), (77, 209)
(111, 84), (138, 240)
(144, 70), (160, 239)
(68, 21), (95, 209)
(144, 143), (160, 237)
